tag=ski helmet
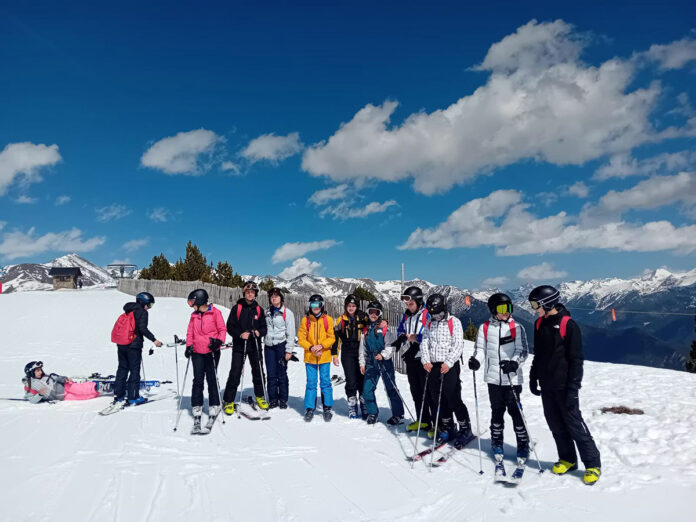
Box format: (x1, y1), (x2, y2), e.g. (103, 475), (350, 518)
(24, 360), (43, 377)
(366, 301), (383, 317)
(344, 294), (359, 308)
(242, 281), (259, 297)
(136, 292), (155, 307)
(401, 286), (424, 307)
(187, 288), (209, 307)
(488, 293), (513, 316)
(309, 294), (325, 314)
(528, 285), (561, 312)
(268, 287), (284, 303)
(425, 293), (447, 316)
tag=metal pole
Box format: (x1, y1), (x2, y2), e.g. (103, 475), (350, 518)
(173, 357), (191, 432)
(472, 369), (484, 475)
(507, 372), (544, 473)
(410, 371), (430, 469)
(429, 373), (445, 471)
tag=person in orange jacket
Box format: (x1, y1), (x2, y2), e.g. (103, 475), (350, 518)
(297, 294), (336, 422)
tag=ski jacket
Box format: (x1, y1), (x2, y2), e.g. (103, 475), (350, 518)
(395, 307), (430, 361)
(529, 305), (584, 391)
(264, 306), (296, 353)
(332, 311), (368, 355)
(120, 302), (156, 350)
(186, 305), (227, 355)
(473, 317), (529, 386)
(23, 373), (67, 403)
(420, 314), (464, 367)
(359, 321), (395, 367)
(297, 313), (336, 365)
(226, 298), (267, 345)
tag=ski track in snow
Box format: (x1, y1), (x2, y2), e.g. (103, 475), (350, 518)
(0, 289), (694, 521)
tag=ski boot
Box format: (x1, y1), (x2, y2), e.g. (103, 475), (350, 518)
(360, 396), (368, 420)
(452, 422), (475, 450)
(407, 421), (429, 432)
(493, 446), (506, 481)
(584, 467), (601, 486)
(268, 400), (279, 409)
(206, 405), (220, 430)
(386, 415), (404, 426)
(278, 400), (288, 410)
(323, 407), (333, 422)
(128, 396), (148, 406)
(366, 414), (378, 425)
(256, 397), (269, 410)
(436, 418), (458, 444)
(304, 408), (315, 422)
(347, 396), (360, 419)
(191, 406), (203, 435)
(223, 401), (235, 416)
(552, 460), (578, 475)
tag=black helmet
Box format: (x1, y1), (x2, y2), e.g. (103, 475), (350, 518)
(401, 286), (424, 307)
(528, 285), (561, 312)
(425, 293), (447, 316)
(309, 294), (325, 314)
(242, 281), (259, 296)
(344, 294), (359, 308)
(187, 288), (209, 307)
(488, 293), (513, 316)
(366, 301), (383, 317)
(268, 287), (284, 303)
(136, 292), (155, 307)
(24, 360), (43, 377)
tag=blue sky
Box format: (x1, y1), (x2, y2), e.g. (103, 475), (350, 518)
(1, 1), (695, 289)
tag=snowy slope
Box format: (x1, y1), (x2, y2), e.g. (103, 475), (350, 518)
(0, 290), (694, 521)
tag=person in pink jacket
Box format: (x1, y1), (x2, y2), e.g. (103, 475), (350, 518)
(185, 289), (226, 433)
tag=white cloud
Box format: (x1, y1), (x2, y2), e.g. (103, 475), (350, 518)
(55, 195), (71, 206)
(278, 257), (322, 279)
(320, 200), (398, 220)
(16, 195), (36, 204)
(0, 227), (105, 260)
(518, 262), (567, 281)
(221, 161), (241, 174)
(0, 221), (6, 231)
(594, 150), (696, 180)
(272, 239), (341, 264)
(0, 142), (61, 196)
(96, 204), (131, 223)
(148, 207), (172, 223)
(568, 181), (589, 198)
(109, 258), (132, 265)
(309, 184), (350, 206)
(241, 132), (303, 164)
(399, 189), (696, 255)
(642, 37), (696, 70)
(302, 20), (680, 195)
(123, 238), (149, 252)
(482, 276), (509, 287)
(141, 129), (225, 175)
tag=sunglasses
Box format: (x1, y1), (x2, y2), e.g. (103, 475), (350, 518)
(495, 304), (512, 314)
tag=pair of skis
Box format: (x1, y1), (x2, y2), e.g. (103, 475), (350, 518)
(98, 391), (176, 416)
(236, 396), (271, 421)
(191, 410), (221, 435)
(494, 457), (526, 484)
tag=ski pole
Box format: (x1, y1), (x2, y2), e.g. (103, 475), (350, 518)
(173, 356), (191, 432)
(429, 371), (445, 471)
(507, 372), (544, 473)
(472, 367), (484, 475)
(376, 358), (416, 421)
(237, 339), (248, 419)
(255, 334), (269, 405)
(211, 350), (225, 425)
(410, 370), (430, 470)
(141, 358), (147, 383)
(174, 336), (180, 398)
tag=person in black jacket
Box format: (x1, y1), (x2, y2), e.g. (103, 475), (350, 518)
(222, 282), (269, 413)
(528, 285), (601, 485)
(113, 292), (162, 405)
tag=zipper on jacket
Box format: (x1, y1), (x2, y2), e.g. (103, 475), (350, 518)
(497, 322), (503, 386)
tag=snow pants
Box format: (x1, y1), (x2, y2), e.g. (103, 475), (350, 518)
(541, 389), (601, 468)
(362, 359), (404, 417)
(405, 356), (433, 426)
(305, 362), (333, 410)
(264, 342), (289, 403)
(426, 362), (470, 427)
(488, 383), (529, 457)
(114, 346), (142, 401)
(64, 381), (100, 401)
(191, 351), (221, 408)
(340, 347), (364, 400)
(222, 338), (265, 403)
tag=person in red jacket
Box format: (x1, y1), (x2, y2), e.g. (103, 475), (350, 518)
(185, 289), (226, 434)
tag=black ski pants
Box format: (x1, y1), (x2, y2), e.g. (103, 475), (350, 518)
(426, 362), (469, 427)
(264, 342), (289, 403)
(541, 389), (601, 468)
(222, 337), (265, 403)
(191, 351), (221, 408)
(488, 383), (529, 455)
(114, 346), (142, 401)
(405, 357), (433, 425)
(340, 348), (364, 400)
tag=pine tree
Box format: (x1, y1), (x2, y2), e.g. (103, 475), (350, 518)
(686, 315), (696, 373)
(259, 279), (275, 292)
(170, 241), (212, 282)
(463, 318), (478, 342)
(211, 261), (243, 288)
(353, 286), (377, 303)
(139, 253), (172, 280)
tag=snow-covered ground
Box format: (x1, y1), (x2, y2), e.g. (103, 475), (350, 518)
(0, 289), (694, 522)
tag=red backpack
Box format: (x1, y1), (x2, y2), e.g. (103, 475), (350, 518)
(535, 316), (570, 339)
(111, 312), (136, 345)
(483, 319), (516, 343)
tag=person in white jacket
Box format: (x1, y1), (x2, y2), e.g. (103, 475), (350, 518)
(264, 288), (296, 409)
(469, 293), (530, 462)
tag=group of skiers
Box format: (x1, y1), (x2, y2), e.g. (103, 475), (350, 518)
(23, 280), (602, 485)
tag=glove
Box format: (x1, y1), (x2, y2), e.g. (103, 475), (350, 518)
(289, 353), (299, 362)
(185, 346), (193, 359)
(566, 386), (579, 408)
(529, 377), (541, 396)
(500, 360), (519, 374)
(468, 356), (481, 371)
(209, 338), (223, 351)
(391, 333), (408, 350)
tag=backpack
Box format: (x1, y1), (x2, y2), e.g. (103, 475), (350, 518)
(111, 312), (136, 345)
(423, 313), (454, 336)
(483, 319), (516, 343)
(363, 323), (389, 338)
(535, 316), (570, 339)
(305, 314), (329, 333)
(237, 304), (262, 321)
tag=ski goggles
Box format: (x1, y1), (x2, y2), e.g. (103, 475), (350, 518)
(243, 283), (259, 293)
(400, 295), (413, 303)
(529, 300), (541, 310)
(495, 304), (513, 314)
(31, 361), (44, 371)
(309, 301), (323, 309)
(367, 308), (382, 316)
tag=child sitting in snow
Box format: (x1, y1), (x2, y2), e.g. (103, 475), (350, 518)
(22, 361), (111, 403)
